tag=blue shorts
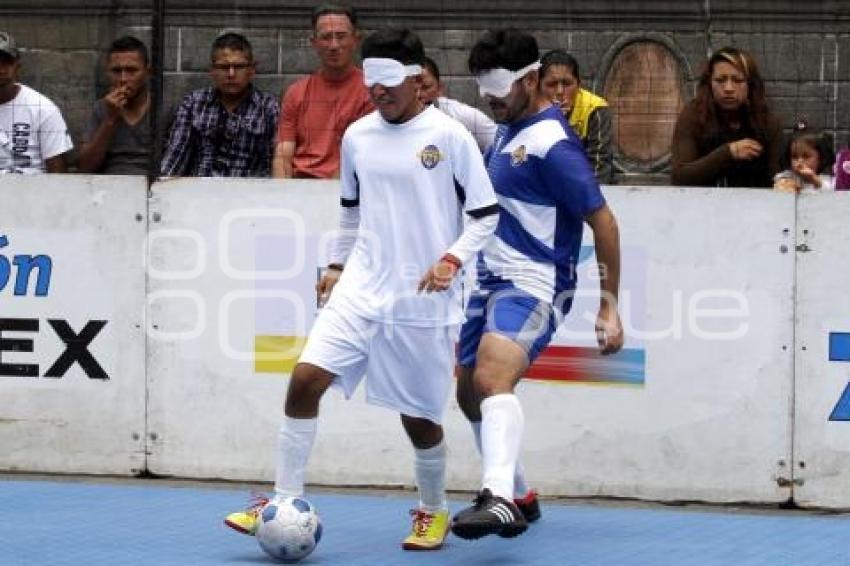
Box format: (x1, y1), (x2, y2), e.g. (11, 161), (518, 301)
(457, 288), (557, 368)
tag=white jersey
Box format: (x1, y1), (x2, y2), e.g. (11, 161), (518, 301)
(0, 84), (73, 174)
(330, 104), (497, 327)
(434, 96), (497, 153)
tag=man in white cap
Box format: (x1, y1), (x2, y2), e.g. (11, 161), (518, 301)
(0, 31), (73, 174)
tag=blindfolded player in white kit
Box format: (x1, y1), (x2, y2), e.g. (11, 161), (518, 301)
(225, 27), (499, 553)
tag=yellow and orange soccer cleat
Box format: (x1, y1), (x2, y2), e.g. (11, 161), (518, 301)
(402, 508), (450, 551)
(223, 495), (270, 536)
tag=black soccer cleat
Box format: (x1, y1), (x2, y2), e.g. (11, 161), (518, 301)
(514, 489), (542, 523)
(451, 488), (528, 540)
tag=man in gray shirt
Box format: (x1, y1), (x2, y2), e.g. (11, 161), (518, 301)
(419, 56), (496, 153)
(78, 36), (152, 175)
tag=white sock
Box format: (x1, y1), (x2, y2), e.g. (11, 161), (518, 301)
(273, 416), (317, 499)
(414, 440), (448, 512)
(471, 419), (530, 500)
(480, 394), (524, 501)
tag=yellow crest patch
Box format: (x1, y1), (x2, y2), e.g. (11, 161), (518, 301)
(510, 145), (527, 167)
(418, 144), (443, 169)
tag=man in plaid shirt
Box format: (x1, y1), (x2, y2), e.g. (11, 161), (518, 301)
(160, 32), (279, 177)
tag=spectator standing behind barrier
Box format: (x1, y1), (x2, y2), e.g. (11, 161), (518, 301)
(773, 121), (836, 193)
(0, 31), (72, 174)
(160, 32), (279, 177)
(671, 46), (782, 188)
(419, 56), (496, 152)
(79, 36), (153, 175)
(273, 3), (373, 179)
(539, 49), (615, 184)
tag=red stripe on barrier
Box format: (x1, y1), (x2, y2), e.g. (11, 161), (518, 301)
(525, 345), (593, 382)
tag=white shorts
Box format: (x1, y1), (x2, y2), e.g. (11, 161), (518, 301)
(298, 303), (459, 424)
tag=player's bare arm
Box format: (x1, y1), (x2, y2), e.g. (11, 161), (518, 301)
(586, 204), (624, 355)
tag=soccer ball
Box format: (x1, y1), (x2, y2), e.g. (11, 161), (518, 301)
(256, 497), (322, 562)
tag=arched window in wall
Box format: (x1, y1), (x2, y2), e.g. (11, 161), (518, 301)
(600, 38), (689, 177)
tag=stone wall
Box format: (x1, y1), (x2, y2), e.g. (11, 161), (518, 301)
(1, 1), (848, 182)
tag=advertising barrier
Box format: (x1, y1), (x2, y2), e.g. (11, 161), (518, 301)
(0, 175), (147, 475)
(4, 175), (849, 508)
(793, 192), (850, 508)
(145, 180), (795, 505)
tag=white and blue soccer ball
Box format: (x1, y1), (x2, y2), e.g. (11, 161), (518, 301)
(256, 496), (322, 563)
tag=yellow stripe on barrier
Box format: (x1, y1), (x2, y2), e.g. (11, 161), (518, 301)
(254, 335), (307, 374)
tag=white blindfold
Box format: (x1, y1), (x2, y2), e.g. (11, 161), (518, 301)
(475, 61), (541, 98)
(363, 57), (422, 87)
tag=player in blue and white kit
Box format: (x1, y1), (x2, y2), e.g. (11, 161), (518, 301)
(224, 28), (499, 552)
(451, 28), (624, 540)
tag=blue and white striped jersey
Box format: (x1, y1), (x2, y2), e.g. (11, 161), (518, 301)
(477, 104), (605, 313)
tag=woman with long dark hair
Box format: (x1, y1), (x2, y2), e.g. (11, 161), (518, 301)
(671, 46), (782, 187)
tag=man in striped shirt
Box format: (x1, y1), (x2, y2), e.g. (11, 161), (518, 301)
(160, 32), (279, 177)
(451, 28), (624, 541)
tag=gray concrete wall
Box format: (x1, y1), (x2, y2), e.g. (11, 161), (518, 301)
(1, 1), (848, 182)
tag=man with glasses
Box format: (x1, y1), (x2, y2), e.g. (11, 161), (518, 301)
(160, 32), (279, 177)
(450, 28), (624, 541)
(272, 3), (373, 179)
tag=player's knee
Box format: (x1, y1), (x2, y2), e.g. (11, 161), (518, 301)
(472, 365), (514, 398)
(285, 363), (331, 417)
(400, 414), (443, 448)
(456, 379), (482, 421)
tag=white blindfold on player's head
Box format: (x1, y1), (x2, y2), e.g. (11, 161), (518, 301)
(475, 60), (541, 98)
(363, 57), (423, 88)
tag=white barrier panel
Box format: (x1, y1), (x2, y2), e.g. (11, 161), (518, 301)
(147, 180), (796, 504)
(793, 193), (850, 508)
(0, 175), (147, 475)
(535, 187), (795, 503)
(145, 178), (342, 481)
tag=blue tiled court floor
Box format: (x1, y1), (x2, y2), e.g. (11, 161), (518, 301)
(2, 476), (850, 565)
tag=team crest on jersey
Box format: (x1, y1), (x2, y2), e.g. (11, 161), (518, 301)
(510, 145), (528, 167)
(418, 144), (443, 169)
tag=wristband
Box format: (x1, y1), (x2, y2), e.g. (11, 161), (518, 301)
(327, 263), (344, 272)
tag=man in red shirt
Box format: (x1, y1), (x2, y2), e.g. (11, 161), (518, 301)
(273, 3), (373, 179)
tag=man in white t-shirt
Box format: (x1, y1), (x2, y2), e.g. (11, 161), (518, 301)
(225, 28), (499, 552)
(0, 31), (73, 174)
